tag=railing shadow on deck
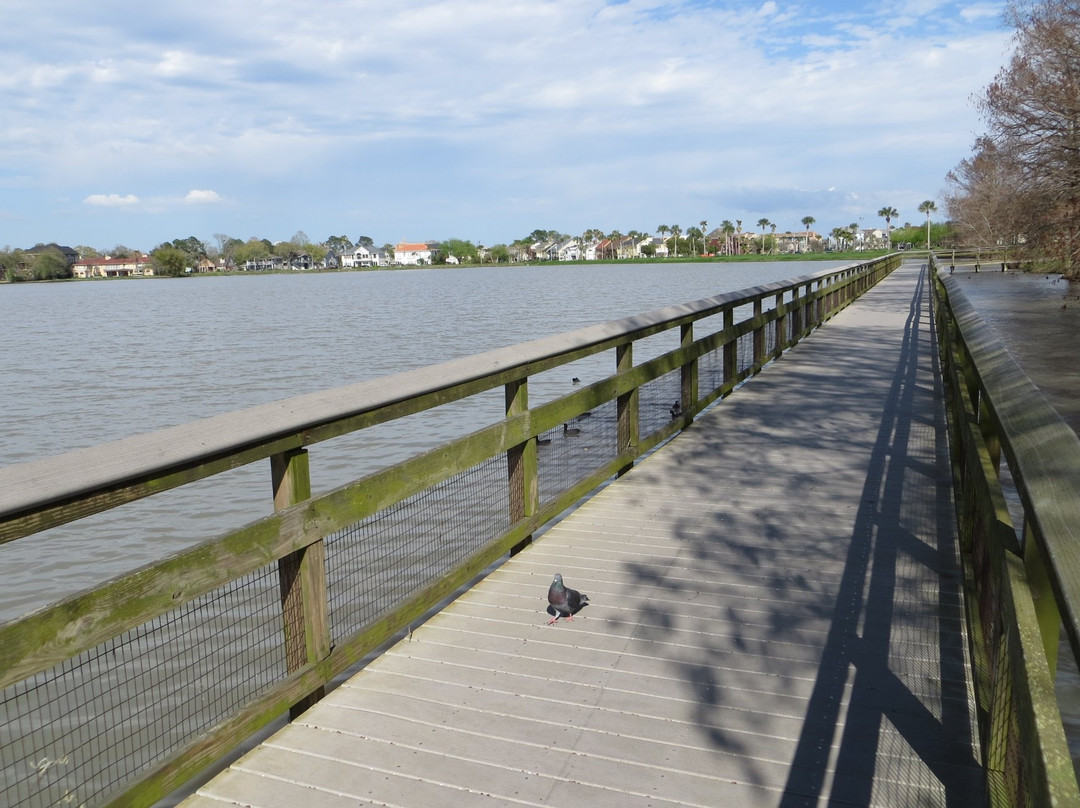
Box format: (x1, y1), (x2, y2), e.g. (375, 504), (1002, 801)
(608, 263), (984, 804)
(779, 265), (980, 805)
(608, 257), (1080, 807)
(0, 256), (898, 808)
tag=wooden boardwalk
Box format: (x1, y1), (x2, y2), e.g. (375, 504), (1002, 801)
(180, 261), (984, 807)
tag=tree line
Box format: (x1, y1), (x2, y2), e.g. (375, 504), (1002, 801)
(5, 205), (955, 283)
(945, 0), (1080, 276)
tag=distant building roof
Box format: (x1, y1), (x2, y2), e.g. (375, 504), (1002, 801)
(24, 243), (79, 262)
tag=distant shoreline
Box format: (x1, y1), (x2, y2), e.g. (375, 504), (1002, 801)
(1, 250), (896, 284)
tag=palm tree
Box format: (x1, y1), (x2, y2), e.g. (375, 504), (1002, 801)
(687, 226), (703, 256)
(756, 218), (770, 254)
(699, 220), (708, 255)
(877, 206), (898, 248)
(918, 200), (937, 249)
(720, 220), (735, 255)
(801, 216), (815, 251)
(670, 224), (681, 257)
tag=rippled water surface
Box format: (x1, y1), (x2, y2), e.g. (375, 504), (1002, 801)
(1, 261), (843, 621)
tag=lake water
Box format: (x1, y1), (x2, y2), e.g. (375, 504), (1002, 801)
(946, 267), (1080, 432)
(0, 260), (843, 622)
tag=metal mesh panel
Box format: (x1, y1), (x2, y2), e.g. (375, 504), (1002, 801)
(326, 456), (511, 641)
(0, 566), (287, 808)
(699, 344), (724, 400)
(765, 319), (778, 356)
(537, 402), (618, 507)
(736, 331), (755, 375)
(988, 617), (1023, 803)
(638, 369), (682, 441)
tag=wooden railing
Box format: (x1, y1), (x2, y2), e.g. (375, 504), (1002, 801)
(933, 258), (1080, 806)
(940, 247), (1021, 273)
(0, 255), (899, 808)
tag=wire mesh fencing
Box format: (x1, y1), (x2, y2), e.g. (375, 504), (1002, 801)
(537, 401), (619, 508)
(0, 566), (287, 808)
(326, 455), (511, 642)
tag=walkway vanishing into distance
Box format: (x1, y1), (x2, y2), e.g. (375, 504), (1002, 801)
(180, 261), (984, 807)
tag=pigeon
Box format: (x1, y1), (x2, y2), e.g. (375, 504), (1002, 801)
(547, 573), (589, 624)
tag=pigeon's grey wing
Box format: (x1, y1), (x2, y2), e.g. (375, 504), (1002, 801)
(566, 587), (588, 612)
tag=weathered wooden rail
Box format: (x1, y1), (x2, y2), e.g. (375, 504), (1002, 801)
(0, 256), (897, 808)
(933, 256), (1080, 806)
(942, 247), (1021, 273)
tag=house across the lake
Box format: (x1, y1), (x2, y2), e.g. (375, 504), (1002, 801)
(73, 255), (154, 278)
(393, 242), (435, 265)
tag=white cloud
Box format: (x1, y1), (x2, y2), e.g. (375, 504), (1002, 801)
(154, 50), (196, 77)
(1, 0), (1015, 247)
(184, 189), (222, 204)
(960, 2), (1006, 22)
(83, 193), (139, 207)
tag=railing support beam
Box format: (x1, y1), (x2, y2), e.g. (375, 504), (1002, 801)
(272, 447), (330, 719)
(681, 323), (697, 416)
(617, 343), (638, 476)
(506, 378), (537, 555)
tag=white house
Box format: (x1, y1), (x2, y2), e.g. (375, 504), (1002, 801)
(557, 240), (581, 261)
(340, 244), (389, 268)
(394, 242), (434, 265)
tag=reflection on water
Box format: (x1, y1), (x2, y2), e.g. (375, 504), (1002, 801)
(947, 267), (1080, 776)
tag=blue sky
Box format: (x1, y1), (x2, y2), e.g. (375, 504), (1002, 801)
(1, 0), (1012, 251)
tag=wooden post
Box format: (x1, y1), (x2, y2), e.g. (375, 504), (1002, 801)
(978, 395), (1002, 476)
(506, 378), (537, 555)
(789, 286), (802, 343)
(272, 448), (330, 719)
(680, 322), (697, 416)
(752, 298), (764, 370)
(1023, 520), (1061, 674)
(774, 292), (786, 358)
(616, 343), (638, 476)
(723, 308), (736, 386)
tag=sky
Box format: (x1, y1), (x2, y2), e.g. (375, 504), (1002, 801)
(0, 0), (1014, 252)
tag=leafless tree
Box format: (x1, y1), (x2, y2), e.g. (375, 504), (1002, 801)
(955, 0), (1080, 273)
(945, 137), (1032, 249)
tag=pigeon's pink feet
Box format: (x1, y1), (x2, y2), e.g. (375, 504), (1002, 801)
(547, 615), (559, 625)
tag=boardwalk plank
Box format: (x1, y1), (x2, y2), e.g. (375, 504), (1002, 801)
(181, 261), (984, 807)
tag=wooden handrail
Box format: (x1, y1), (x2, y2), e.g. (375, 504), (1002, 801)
(933, 263), (1080, 805)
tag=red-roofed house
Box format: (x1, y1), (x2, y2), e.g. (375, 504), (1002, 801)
(394, 242), (434, 266)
